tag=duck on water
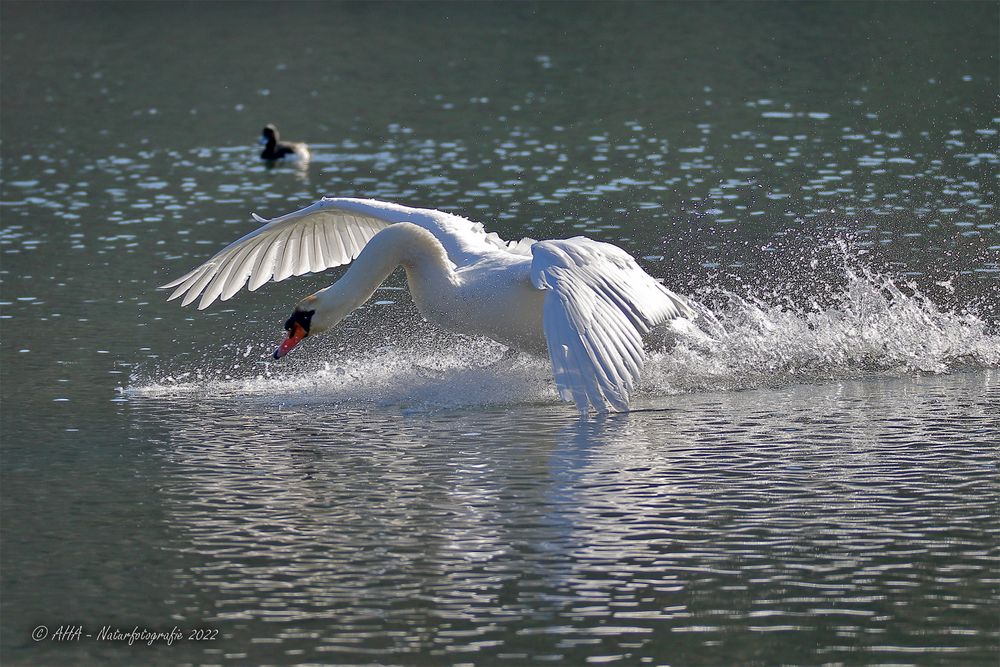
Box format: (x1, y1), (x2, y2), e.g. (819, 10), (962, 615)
(259, 123), (310, 162)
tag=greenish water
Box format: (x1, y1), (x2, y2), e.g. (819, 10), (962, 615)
(2, 2), (998, 666)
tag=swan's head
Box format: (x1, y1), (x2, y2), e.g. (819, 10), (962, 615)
(274, 307), (313, 359)
(272, 292), (345, 359)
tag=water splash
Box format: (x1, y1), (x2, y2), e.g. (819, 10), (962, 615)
(129, 336), (559, 409)
(128, 257), (999, 409)
(647, 262), (999, 395)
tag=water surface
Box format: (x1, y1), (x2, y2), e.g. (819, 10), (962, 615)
(1, 2), (998, 665)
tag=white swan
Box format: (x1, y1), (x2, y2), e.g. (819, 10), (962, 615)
(161, 197), (694, 413)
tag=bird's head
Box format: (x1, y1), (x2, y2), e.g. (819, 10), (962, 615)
(272, 290), (351, 359)
(259, 124), (279, 145)
(273, 306), (313, 359)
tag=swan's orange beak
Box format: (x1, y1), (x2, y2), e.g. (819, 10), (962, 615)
(273, 322), (307, 359)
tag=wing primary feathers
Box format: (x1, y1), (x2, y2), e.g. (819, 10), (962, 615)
(248, 237), (282, 291)
(197, 242), (255, 309)
(324, 222), (347, 263)
(343, 217), (363, 256)
(180, 266), (219, 307)
(562, 317), (608, 411)
(295, 223), (314, 276)
(275, 227), (301, 281)
(585, 320), (633, 395)
(160, 265), (200, 290)
(202, 236), (271, 307)
(167, 264), (211, 302)
(222, 242), (265, 301)
(545, 315), (589, 410)
(310, 224), (327, 272)
(324, 222), (346, 264)
(531, 237), (692, 412)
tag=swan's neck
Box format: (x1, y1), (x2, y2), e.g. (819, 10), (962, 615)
(312, 223), (453, 329)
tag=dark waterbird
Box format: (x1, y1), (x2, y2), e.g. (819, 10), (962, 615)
(259, 123), (310, 162)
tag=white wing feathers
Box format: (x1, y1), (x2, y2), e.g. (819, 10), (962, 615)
(160, 199), (393, 309)
(160, 197), (535, 310)
(531, 238), (693, 413)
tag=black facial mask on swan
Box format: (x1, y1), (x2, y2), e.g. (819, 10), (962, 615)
(273, 309), (315, 359)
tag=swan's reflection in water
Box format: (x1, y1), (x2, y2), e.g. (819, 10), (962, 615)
(131, 371), (998, 664)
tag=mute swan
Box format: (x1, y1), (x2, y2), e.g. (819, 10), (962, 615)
(161, 197), (694, 413)
(259, 124), (310, 162)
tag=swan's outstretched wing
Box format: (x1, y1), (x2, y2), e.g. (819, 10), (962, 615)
(531, 238), (693, 413)
(161, 197), (534, 309)
(160, 199), (403, 309)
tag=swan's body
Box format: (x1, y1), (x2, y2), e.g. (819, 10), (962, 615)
(161, 198), (693, 413)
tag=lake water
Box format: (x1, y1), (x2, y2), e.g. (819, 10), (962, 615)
(1, 2), (998, 666)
